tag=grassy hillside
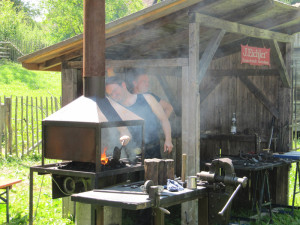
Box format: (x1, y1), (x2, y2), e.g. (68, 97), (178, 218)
(0, 60), (61, 98)
(0, 60), (72, 224)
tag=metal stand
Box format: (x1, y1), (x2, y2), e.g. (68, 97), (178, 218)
(252, 170), (272, 219)
(0, 187), (9, 223)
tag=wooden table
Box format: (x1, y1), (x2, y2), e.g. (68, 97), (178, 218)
(0, 179), (22, 223)
(71, 183), (207, 225)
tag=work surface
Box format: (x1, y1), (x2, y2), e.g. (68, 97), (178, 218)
(0, 179), (22, 189)
(273, 151), (300, 160)
(71, 182), (207, 210)
(214, 154), (296, 171)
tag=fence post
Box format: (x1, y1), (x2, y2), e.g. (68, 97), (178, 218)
(15, 96), (18, 157)
(5, 97), (12, 155)
(31, 97), (34, 152)
(21, 96), (24, 157)
(0, 103), (5, 156)
(26, 96), (29, 154)
(36, 97), (39, 152)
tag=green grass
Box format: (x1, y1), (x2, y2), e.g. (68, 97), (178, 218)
(0, 155), (74, 225)
(0, 59), (61, 98)
(0, 60), (61, 156)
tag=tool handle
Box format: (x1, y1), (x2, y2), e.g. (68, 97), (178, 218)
(159, 207), (170, 215)
(218, 184), (242, 216)
(181, 154), (187, 182)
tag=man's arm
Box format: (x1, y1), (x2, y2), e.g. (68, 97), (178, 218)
(149, 92), (173, 118)
(143, 94), (173, 153)
(159, 100), (174, 118)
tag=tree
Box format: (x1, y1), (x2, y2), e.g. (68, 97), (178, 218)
(0, 0), (50, 53)
(41, 0), (145, 43)
(0, 0), (26, 40)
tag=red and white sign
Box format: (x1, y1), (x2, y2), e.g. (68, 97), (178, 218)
(241, 45), (270, 66)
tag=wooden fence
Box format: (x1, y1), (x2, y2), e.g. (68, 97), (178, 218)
(0, 96), (61, 158)
(0, 39), (50, 62)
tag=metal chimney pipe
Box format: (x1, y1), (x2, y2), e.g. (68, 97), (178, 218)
(83, 0), (106, 98)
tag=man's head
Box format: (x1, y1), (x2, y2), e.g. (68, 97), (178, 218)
(105, 76), (127, 103)
(126, 68), (149, 94)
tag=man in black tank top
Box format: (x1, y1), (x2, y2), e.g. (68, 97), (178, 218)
(125, 68), (174, 118)
(105, 76), (173, 159)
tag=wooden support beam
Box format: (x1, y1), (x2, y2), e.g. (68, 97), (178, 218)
(181, 20), (200, 225)
(155, 75), (181, 116)
(278, 43), (292, 153)
(39, 50), (82, 70)
(190, 13), (292, 43)
(67, 58), (188, 69)
(200, 76), (224, 104)
(269, 40), (291, 88)
(209, 69), (279, 77)
(107, 58), (188, 68)
(22, 63), (39, 70)
(197, 29), (226, 83)
(239, 76), (279, 119)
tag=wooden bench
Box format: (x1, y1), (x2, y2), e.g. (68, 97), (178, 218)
(0, 179), (22, 223)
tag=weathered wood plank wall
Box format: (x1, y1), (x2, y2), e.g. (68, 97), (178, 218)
(200, 52), (284, 160)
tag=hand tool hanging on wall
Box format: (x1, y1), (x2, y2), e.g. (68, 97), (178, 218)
(267, 116), (275, 150)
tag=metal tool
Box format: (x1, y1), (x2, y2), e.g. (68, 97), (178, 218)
(198, 158), (247, 225)
(141, 180), (170, 215)
(267, 116), (275, 150)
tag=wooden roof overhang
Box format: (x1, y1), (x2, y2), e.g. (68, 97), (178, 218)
(19, 0), (300, 80)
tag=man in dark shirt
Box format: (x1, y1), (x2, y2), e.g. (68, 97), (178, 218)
(105, 76), (173, 158)
(125, 68), (174, 118)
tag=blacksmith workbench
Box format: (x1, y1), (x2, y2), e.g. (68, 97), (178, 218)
(232, 157), (293, 218)
(71, 182), (208, 225)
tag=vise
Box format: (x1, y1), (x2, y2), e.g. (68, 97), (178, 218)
(198, 158), (247, 225)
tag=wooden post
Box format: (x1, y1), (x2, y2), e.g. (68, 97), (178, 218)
(21, 96), (24, 157)
(51, 96), (53, 114)
(158, 159), (165, 185)
(275, 42), (292, 205)
(36, 97), (39, 152)
(55, 97), (58, 111)
(40, 97), (44, 120)
(46, 97), (48, 117)
(198, 196), (208, 225)
(181, 154), (187, 182)
(144, 159), (159, 185)
(5, 97), (12, 155)
(31, 97), (34, 152)
(164, 159), (175, 182)
(26, 96), (29, 153)
(0, 103), (4, 155)
(181, 19), (201, 225)
(154, 207), (164, 225)
(40, 97), (43, 153)
(15, 96), (18, 157)
(61, 62), (82, 107)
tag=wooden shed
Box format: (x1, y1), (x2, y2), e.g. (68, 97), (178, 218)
(19, 0), (300, 222)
